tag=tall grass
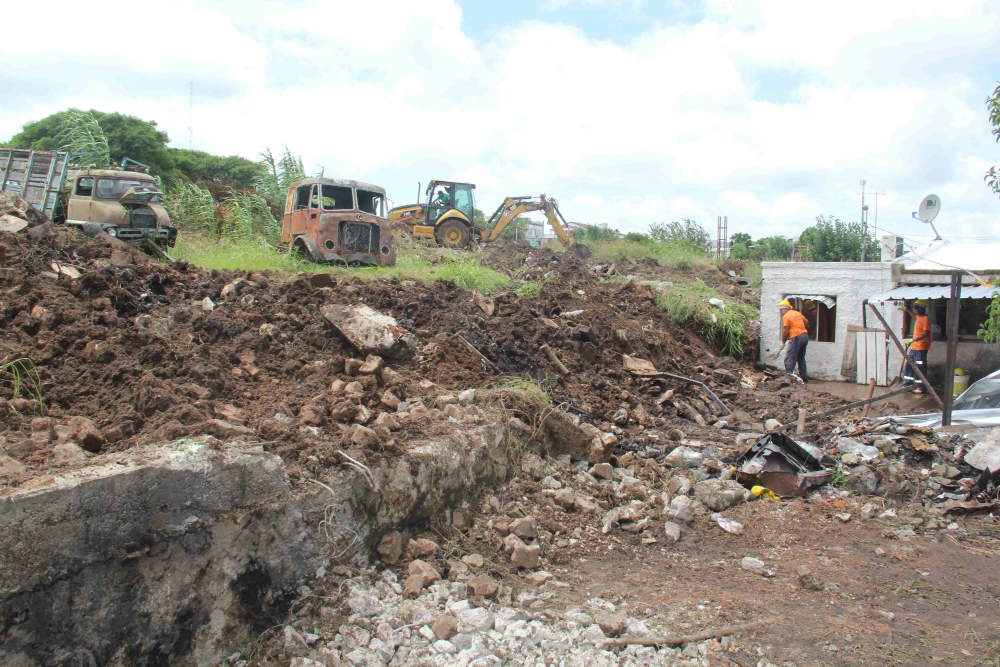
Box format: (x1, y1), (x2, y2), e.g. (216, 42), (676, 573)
(57, 108), (110, 168)
(163, 182), (217, 235)
(655, 279), (759, 358)
(579, 238), (715, 270)
(173, 234), (511, 292)
(223, 189), (280, 240)
(1, 357), (44, 416)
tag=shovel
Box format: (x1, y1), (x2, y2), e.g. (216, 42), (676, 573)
(765, 344), (785, 361)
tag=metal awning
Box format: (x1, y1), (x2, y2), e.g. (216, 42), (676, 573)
(785, 294), (836, 309)
(869, 284), (1000, 303)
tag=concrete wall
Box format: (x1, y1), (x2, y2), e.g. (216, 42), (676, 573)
(928, 342), (1000, 386)
(760, 262), (903, 382)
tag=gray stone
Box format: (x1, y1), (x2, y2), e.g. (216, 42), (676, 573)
(663, 446), (704, 469)
(455, 607), (495, 633)
(692, 479), (754, 512)
(663, 521), (683, 542)
(51, 442), (88, 466)
(965, 428), (1000, 471)
(320, 304), (417, 358)
(458, 389), (476, 406)
(284, 625), (310, 658)
(590, 463), (614, 480)
(844, 465), (878, 495)
(741, 556), (765, 573)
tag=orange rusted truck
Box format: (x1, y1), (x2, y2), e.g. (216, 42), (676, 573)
(281, 177), (395, 266)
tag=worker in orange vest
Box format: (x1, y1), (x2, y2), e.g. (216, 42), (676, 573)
(778, 299), (809, 383)
(902, 299), (931, 394)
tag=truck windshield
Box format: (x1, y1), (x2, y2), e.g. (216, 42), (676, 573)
(96, 178), (153, 200)
(357, 190), (386, 217)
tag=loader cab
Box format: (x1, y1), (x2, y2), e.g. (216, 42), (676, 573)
(426, 180), (475, 223)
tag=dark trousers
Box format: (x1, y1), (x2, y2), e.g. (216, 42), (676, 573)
(784, 333), (809, 381)
(904, 349), (928, 389)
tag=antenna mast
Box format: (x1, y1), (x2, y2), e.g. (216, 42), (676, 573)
(188, 81), (193, 150)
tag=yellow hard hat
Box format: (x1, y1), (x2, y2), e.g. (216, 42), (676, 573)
(778, 300), (792, 308)
(913, 299), (928, 306)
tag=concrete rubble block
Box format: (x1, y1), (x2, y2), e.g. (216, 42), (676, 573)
(284, 625), (311, 658)
(844, 465), (878, 495)
(510, 517), (538, 540)
(353, 404), (373, 425)
(590, 463), (614, 480)
(521, 453), (547, 480)
(329, 400), (357, 424)
(524, 570), (554, 585)
(502, 533), (525, 554)
(432, 614), (459, 640)
(359, 355), (384, 374)
(350, 424), (380, 449)
(380, 366), (402, 386)
(692, 479), (755, 512)
(461, 554), (484, 568)
(663, 521), (683, 542)
(467, 574), (499, 598)
(618, 475), (648, 500)
(542, 410), (610, 463)
(408, 538), (441, 559)
(51, 442), (88, 466)
(741, 556), (765, 573)
(204, 418), (255, 440)
(320, 304), (417, 358)
(68, 416), (105, 453)
(663, 446), (704, 469)
(511, 544), (541, 569)
(436, 394), (459, 408)
(553, 488), (577, 510)
(30, 417), (55, 445)
(404, 560), (441, 598)
(764, 418), (782, 431)
(447, 560), (471, 581)
(376, 531), (403, 565)
(594, 611), (627, 637)
(443, 404), (464, 420)
(330, 379), (347, 394)
(455, 607), (495, 634)
(667, 495), (708, 524)
(379, 390), (401, 411)
(666, 475), (692, 496)
(372, 412), (400, 431)
(965, 428), (1000, 471)
(458, 389), (476, 406)
(0, 455), (27, 478)
(299, 404), (326, 426)
(344, 358), (364, 376)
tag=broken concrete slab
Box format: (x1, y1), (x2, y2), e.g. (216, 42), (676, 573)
(320, 304), (417, 358)
(965, 427), (1000, 471)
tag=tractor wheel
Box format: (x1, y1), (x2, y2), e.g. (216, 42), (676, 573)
(435, 219), (471, 248)
(569, 243), (592, 260)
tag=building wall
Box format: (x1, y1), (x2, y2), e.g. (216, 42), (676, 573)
(927, 342), (1000, 386)
(760, 262), (903, 381)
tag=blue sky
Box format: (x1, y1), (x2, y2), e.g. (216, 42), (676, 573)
(2, 0), (999, 244)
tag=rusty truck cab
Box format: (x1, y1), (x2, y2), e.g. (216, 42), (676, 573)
(281, 177), (395, 266)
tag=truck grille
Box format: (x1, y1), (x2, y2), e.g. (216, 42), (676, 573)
(130, 208), (157, 229)
(338, 222), (380, 254)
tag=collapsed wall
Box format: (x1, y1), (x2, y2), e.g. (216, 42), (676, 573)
(0, 423), (509, 667)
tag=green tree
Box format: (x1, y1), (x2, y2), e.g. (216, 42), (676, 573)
(986, 83), (1000, 198)
(496, 215), (528, 239)
(648, 218), (711, 253)
(4, 108), (175, 176)
(730, 232), (752, 246)
(168, 148), (266, 191)
(756, 235), (793, 260)
(624, 231), (649, 243)
(798, 215), (879, 262)
(579, 225), (619, 241)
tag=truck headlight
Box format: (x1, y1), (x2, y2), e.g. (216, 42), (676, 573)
(108, 228), (117, 237)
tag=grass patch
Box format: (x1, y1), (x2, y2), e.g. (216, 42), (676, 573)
(655, 278), (759, 358)
(512, 280), (541, 298)
(742, 261), (762, 287)
(480, 377), (551, 417)
(577, 239), (716, 270)
(1, 357), (44, 416)
(173, 234), (510, 292)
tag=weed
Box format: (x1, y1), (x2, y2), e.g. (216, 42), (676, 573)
(163, 182), (217, 236)
(575, 239), (715, 271)
(0, 357), (44, 416)
(654, 279), (758, 358)
(829, 467), (845, 487)
(512, 280), (541, 298)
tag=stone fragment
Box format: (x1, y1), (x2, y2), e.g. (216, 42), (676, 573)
(377, 532), (403, 565)
(379, 390), (401, 410)
(663, 521), (683, 542)
(299, 404), (325, 426)
(431, 615), (459, 640)
(467, 574), (499, 598)
(350, 424), (380, 448)
(764, 418), (782, 431)
(511, 544), (541, 569)
(502, 533), (524, 554)
(359, 355), (384, 374)
(284, 625), (310, 658)
(68, 416), (105, 453)
(663, 446), (703, 469)
(458, 389), (476, 406)
(443, 404), (463, 420)
(693, 479), (754, 512)
(0, 456), (27, 478)
(51, 442), (88, 466)
(524, 571), (554, 585)
(461, 554), (484, 568)
(590, 463), (614, 480)
(403, 560), (441, 598)
(320, 304), (417, 358)
(965, 428), (1000, 471)
(553, 488), (577, 510)
(200, 297), (215, 311)
(452, 508), (474, 530)
(408, 538), (440, 558)
(741, 557), (765, 573)
(510, 516), (538, 540)
(667, 495), (708, 524)
(797, 565), (824, 591)
(344, 358), (364, 376)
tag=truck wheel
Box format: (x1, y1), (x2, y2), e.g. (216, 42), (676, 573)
(435, 219), (471, 248)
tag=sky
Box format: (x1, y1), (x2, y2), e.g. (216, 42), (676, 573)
(2, 0), (999, 244)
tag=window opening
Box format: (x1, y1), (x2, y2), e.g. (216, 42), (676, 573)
(321, 185), (353, 210)
(295, 185), (311, 210)
(75, 177), (93, 197)
(786, 296), (836, 343)
(95, 178), (148, 200)
(357, 190), (385, 217)
(454, 185), (473, 220)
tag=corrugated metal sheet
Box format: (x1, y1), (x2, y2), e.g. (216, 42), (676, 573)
(869, 284), (1000, 302)
(786, 294), (837, 308)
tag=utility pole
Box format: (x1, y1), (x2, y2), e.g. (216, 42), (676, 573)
(188, 81), (194, 150)
(860, 179), (869, 262)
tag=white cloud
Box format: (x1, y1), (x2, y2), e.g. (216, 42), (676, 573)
(2, 0), (998, 242)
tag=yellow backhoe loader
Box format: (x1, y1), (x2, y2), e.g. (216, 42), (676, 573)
(389, 180), (591, 259)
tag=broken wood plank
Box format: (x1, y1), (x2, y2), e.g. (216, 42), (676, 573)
(540, 344), (569, 376)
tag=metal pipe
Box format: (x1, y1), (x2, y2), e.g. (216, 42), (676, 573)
(657, 372), (731, 415)
(943, 272), (962, 426)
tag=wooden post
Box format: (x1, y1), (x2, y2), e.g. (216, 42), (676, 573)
(942, 272), (962, 426)
(861, 379), (877, 418)
(867, 303), (943, 409)
(796, 408), (807, 434)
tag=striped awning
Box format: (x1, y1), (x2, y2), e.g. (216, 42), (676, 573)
(785, 294), (837, 309)
(869, 284), (1000, 303)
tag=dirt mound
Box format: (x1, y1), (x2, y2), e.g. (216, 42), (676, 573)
(0, 227), (845, 492)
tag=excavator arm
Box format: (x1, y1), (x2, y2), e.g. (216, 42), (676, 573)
(483, 195), (579, 247)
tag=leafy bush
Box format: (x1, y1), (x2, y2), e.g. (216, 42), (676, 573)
(648, 219), (712, 253)
(799, 215), (879, 262)
(579, 225), (619, 242)
(623, 232), (650, 243)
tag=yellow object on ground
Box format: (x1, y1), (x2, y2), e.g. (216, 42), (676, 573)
(954, 368), (969, 397)
(751, 485), (780, 501)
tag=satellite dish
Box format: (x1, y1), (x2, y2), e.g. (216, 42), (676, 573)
(917, 194), (941, 223)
